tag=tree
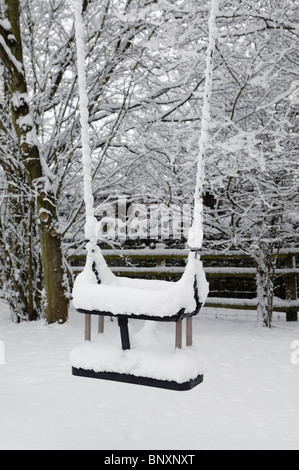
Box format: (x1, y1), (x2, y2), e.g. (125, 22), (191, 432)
(203, 0), (299, 326)
(0, 0), (68, 323)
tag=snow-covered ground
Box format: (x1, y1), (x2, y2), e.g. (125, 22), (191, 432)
(0, 302), (298, 450)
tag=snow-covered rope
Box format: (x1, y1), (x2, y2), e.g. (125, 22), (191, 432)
(188, 0), (219, 250)
(74, 0), (97, 240)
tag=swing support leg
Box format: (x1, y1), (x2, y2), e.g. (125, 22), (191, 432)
(176, 317), (193, 349)
(98, 315), (104, 334)
(118, 317), (130, 350)
(175, 320), (183, 349)
(85, 314), (91, 341)
(186, 317), (193, 347)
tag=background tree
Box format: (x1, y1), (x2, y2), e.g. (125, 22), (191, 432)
(0, 0), (68, 323)
(203, 0), (299, 326)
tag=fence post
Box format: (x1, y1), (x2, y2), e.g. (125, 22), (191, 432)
(285, 255), (298, 322)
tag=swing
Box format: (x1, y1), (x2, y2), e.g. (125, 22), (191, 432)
(70, 0), (219, 390)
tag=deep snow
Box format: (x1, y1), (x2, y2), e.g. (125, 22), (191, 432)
(0, 302), (299, 450)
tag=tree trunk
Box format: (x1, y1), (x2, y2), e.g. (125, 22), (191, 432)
(256, 267), (268, 327)
(256, 255), (275, 328)
(38, 196), (68, 324)
(285, 256), (298, 322)
(0, 0), (68, 323)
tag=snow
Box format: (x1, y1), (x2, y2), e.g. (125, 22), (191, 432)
(72, 245), (209, 317)
(0, 19), (11, 31)
(12, 92), (29, 109)
(17, 114), (33, 130)
(70, 331), (206, 384)
(0, 36), (24, 75)
(85, 215), (98, 241)
(24, 129), (39, 147)
(74, 0), (96, 231)
(1, 301), (299, 450)
(207, 297), (299, 309)
(188, 0), (219, 250)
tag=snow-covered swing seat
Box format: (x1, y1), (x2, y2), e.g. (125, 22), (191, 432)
(70, 0), (219, 390)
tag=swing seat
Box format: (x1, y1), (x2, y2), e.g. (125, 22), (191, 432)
(72, 243), (209, 322)
(71, 244), (208, 390)
(71, 243), (208, 390)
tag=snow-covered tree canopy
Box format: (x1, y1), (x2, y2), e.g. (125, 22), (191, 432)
(0, 0), (298, 326)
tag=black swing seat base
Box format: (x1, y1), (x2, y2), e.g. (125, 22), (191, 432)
(70, 319), (206, 391)
(76, 304), (202, 323)
(72, 366), (203, 391)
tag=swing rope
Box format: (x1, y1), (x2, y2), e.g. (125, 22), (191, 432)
(74, 0), (219, 253)
(74, 0), (97, 242)
(188, 0), (219, 252)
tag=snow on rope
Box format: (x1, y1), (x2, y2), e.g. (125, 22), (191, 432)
(74, 0), (97, 240)
(188, 0), (219, 250)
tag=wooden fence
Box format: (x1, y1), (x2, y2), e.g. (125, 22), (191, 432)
(69, 248), (299, 321)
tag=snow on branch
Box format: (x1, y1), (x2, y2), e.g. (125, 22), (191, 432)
(0, 19), (11, 31)
(0, 16), (24, 76)
(0, 34), (24, 76)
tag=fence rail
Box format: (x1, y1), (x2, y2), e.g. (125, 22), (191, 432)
(69, 248), (298, 321)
